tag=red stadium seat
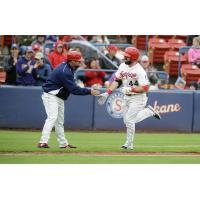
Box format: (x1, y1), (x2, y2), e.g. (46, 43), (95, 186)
(181, 64), (198, 71)
(148, 38), (170, 64)
(174, 35), (188, 43)
(154, 35), (174, 41)
(181, 65), (200, 85)
(168, 39), (186, 50)
(135, 35), (154, 50)
(164, 51), (179, 62)
(164, 51), (187, 76)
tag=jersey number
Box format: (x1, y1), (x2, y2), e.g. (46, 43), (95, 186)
(129, 81), (134, 86)
(129, 80), (139, 86)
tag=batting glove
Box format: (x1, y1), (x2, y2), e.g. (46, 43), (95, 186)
(98, 92), (109, 105)
(121, 86), (133, 94)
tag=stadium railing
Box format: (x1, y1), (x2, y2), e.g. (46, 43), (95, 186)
(178, 46), (190, 77)
(75, 68), (169, 87)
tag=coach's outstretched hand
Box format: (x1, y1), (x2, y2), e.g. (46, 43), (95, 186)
(98, 92), (109, 105)
(91, 89), (100, 96)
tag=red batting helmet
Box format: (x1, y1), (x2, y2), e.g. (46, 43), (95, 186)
(67, 51), (83, 62)
(123, 47), (140, 61)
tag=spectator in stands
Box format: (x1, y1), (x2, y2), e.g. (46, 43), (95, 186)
(140, 55), (157, 77)
(186, 35), (199, 46)
(149, 75), (159, 90)
(45, 35), (58, 43)
(48, 40), (67, 69)
(174, 76), (186, 90)
(189, 81), (199, 90)
(3, 44), (20, 85)
(32, 44), (41, 56)
(32, 52), (52, 86)
(84, 58), (106, 88)
(16, 46), (36, 86)
(188, 37), (200, 67)
(89, 35), (110, 53)
(62, 35), (73, 43)
(99, 44), (121, 69)
(16, 35), (35, 46)
(32, 43), (51, 66)
(127, 35), (137, 46)
(19, 45), (28, 56)
(31, 35), (46, 49)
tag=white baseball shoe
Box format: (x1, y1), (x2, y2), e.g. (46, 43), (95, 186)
(148, 105), (161, 120)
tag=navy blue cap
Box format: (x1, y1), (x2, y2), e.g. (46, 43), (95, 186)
(26, 46), (33, 52)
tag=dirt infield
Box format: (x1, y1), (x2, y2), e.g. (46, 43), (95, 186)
(1, 152), (200, 157)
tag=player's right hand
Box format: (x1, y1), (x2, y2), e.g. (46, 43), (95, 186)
(120, 86), (132, 94)
(97, 92), (109, 105)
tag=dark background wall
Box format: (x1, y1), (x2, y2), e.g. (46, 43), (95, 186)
(0, 86), (199, 132)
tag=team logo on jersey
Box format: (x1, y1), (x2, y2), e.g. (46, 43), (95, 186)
(106, 91), (124, 118)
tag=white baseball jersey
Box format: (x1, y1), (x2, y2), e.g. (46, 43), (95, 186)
(115, 62), (149, 95)
(114, 63), (153, 148)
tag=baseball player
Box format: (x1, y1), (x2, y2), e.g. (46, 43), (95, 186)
(38, 50), (100, 148)
(98, 47), (161, 149)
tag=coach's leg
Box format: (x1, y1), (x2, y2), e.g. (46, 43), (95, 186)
(55, 98), (69, 147)
(40, 93), (58, 144)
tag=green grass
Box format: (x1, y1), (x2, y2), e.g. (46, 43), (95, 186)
(1, 155), (200, 164)
(0, 130), (200, 163)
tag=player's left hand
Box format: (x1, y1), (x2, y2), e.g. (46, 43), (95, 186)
(121, 86), (132, 94)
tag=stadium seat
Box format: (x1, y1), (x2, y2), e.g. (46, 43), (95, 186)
(148, 38), (170, 64)
(174, 35), (188, 43)
(181, 65), (200, 85)
(135, 35), (149, 50)
(181, 64), (198, 71)
(154, 35), (174, 41)
(168, 39), (186, 50)
(164, 51), (187, 76)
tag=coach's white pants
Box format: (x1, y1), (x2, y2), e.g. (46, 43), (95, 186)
(40, 93), (68, 147)
(123, 95), (154, 147)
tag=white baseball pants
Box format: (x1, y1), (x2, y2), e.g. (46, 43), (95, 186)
(39, 93), (69, 147)
(123, 95), (154, 147)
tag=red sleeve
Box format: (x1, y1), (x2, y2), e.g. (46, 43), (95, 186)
(142, 85), (150, 91)
(131, 84), (149, 93)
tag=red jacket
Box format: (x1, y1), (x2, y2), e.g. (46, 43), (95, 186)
(85, 70), (106, 87)
(48, 41), (67, 69)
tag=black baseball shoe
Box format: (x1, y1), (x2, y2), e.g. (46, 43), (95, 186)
(59, 144), (77, 149)
(38, 143), (50, 148)
(148, 105), (161, 120)
(121, 144), (134, 150)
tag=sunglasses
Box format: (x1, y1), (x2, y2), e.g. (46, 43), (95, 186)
(57, 46), (63, 48)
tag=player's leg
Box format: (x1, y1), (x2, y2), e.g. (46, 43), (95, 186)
(122, 100), (137, 149)
(54, 98), (69, 147)
(122, 96), (149, 149)
(39, 93), (59, 146)
(134, 96), (161, 123)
